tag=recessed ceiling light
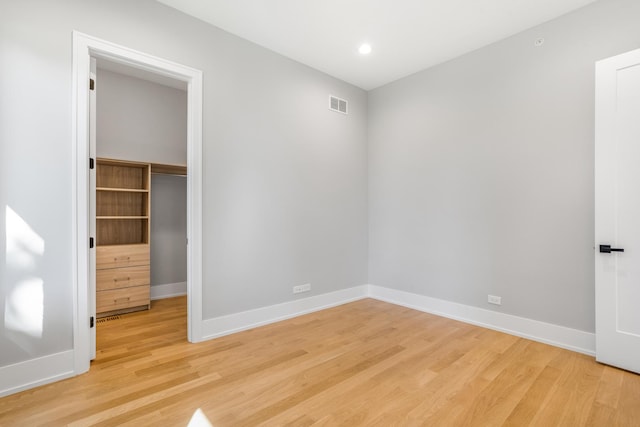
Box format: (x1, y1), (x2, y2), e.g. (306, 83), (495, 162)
(359, 43), (372, 55)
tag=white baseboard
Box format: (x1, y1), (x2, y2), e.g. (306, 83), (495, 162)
(202, 284), (595, 355)
(0, 350), (75, 398)
(1, 284), (596, 398)
(201, 285), (369, 340)
(367, 285), (596, 356)
(150, 281), (187, 300)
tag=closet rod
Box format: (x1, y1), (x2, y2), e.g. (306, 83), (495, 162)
(150, 163), (187, 176)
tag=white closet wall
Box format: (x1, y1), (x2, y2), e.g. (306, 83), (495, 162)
(96, 67), (187, 290)
(96, 68), (187, 165)
(151, 174), (187, 288)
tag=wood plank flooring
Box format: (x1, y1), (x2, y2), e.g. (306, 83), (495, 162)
(1, 297), (639, 426)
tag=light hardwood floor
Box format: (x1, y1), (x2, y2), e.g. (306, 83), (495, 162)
(1, 297), (639, 426)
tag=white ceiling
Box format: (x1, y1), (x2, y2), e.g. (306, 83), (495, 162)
(156, 0), (596, 90)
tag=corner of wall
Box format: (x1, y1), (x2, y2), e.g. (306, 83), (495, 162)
(367, 285), (595, 356)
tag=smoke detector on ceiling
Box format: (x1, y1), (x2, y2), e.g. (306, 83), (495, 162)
(329, 95), (348, 114)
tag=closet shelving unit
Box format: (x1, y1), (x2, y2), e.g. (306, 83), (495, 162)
(96, 158), (151, 317)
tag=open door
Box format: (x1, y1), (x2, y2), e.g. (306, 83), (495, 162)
(89, 57), (97, 360)
(595, 47), (640, 374)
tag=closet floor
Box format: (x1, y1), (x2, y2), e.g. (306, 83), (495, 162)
(1, 297), (639, 426)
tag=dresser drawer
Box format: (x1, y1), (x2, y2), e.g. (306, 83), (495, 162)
(96, 265), (150, 291)
(97, 285), (150, 313)
(97, 244), (149, 269)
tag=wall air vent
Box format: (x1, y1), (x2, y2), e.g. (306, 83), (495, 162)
(329, 95), (348, 114)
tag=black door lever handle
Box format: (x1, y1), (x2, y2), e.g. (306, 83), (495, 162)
(600, 244), (624, 253)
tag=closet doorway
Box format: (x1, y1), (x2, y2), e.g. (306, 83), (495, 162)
(93, 59), (189, 330)
(72, 32), (203, 376)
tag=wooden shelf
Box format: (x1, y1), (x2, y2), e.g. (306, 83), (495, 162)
(97, 187), (149, 193)
(97, 242), (148, 248)
(97, 216), (149, 220)
(151, 163), (187, 176)
(97, 159), (149, 190)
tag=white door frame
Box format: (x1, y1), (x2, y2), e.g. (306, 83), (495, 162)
(71, 31), (204, 375)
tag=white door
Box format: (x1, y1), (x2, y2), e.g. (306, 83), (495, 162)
(595, 48), (640, 374)
(89, 57), (97, 360)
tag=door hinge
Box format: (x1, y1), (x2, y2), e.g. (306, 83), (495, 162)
(89, 237), (94, 249)
(89, 78), (95, 91)
(89, 157), (94, 170)
(90, 316), (95, 328)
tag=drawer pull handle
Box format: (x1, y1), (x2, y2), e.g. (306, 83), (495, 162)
(114, 256), (131, 262)
(114, 297), (130, 304)
(113, 277), (131, 282)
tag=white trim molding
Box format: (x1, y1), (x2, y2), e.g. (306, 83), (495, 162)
(1, 284), (597, 397)
(200, 284), (595, 355)
(151, 282), (188, 300)
(201, 286), (369, 340)
(0, 351), (75, 398)
(368, 285), (596, 356)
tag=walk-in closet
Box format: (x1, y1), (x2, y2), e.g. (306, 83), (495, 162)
(94, 61), (187, 320)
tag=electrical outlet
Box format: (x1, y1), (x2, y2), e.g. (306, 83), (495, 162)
(293, 283), (311, 294)
(488, 295), (502, 305)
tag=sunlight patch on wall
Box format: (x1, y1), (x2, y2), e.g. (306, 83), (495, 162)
(5, 205), (44, 338)
(5, 277), (44, 338)
(6, 205), (44, 268)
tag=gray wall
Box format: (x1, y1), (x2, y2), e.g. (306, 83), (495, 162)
(151, 174), (187, 286)
(0, 0), (368, 367)
(368, 0), (640, 333)
(97, 68), (187, 165)
(96, 68), (188, 288)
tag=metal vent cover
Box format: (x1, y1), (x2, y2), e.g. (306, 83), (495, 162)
(329, 95), (348, 114)
(97, 315), (121, 323)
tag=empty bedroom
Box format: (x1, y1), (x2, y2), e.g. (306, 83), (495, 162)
(1, 0), (639, 425)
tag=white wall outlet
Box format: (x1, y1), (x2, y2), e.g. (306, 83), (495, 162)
(293, 283), (311, 294)
(488, 295), (502, 305)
